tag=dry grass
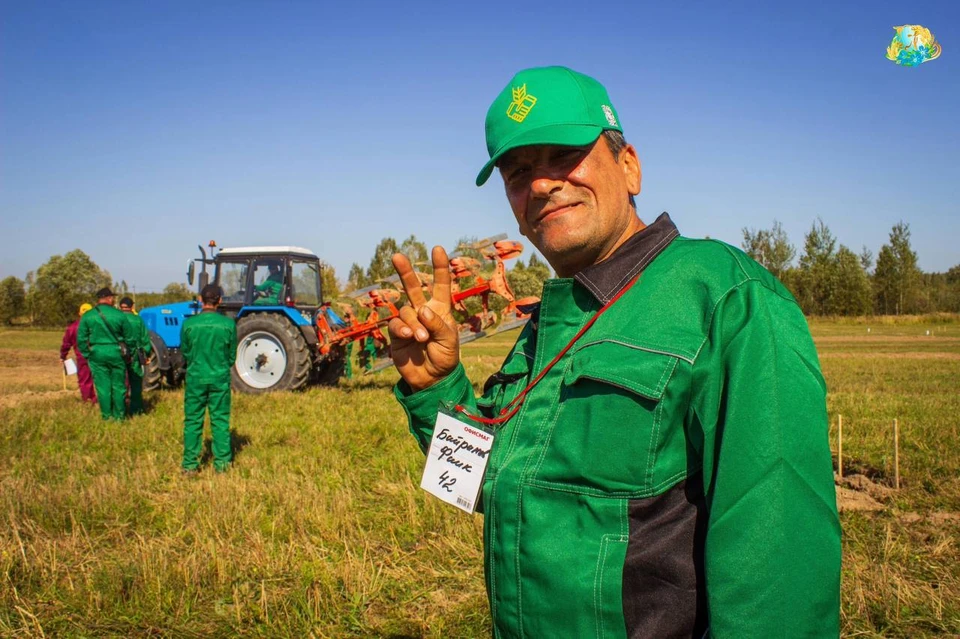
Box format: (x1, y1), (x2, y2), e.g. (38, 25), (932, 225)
(1, 317), (959, 637)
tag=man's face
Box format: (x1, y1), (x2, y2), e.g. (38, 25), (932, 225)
(498, 136), (641, 276)
(120, 305), (132, 313)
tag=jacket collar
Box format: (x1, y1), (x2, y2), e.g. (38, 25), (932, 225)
(573, 212), (679, 304)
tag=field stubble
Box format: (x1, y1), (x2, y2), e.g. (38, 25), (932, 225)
(1, 318), (958, 637)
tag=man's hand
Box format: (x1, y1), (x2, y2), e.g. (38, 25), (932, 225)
(388, 246), (459, 392)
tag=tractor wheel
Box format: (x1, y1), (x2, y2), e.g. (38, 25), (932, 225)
(142, 354), (163, 392)
(143, 331), (167, 392)
(232, 313), (311, 393)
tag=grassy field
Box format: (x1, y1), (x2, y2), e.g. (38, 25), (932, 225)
(1, 317), (958, 637)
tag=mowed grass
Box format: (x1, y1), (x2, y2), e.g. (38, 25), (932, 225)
(1, 318), (959, 637)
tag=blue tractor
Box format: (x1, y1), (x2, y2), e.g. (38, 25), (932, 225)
(139, 243), (345, 393)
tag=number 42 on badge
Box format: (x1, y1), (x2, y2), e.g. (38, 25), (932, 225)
(420, 408), (495, 514)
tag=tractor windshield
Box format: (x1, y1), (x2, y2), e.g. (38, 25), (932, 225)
(291, 260), (321, 306)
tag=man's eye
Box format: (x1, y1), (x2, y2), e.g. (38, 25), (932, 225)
(506, 167), (529, 182)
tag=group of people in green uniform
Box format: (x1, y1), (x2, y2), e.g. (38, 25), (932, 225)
(76, 287), (152, 421)
(72, 284), (237, 475)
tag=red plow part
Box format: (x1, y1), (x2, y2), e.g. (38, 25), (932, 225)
(316, 235), (541, 372)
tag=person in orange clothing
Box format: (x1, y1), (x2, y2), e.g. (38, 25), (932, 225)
(60, 303), (97, 403)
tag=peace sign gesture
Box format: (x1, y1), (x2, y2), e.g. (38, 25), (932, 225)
(388, 246), (459, 391)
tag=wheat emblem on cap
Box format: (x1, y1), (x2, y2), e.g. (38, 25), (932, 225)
(506, 84), (537, 122)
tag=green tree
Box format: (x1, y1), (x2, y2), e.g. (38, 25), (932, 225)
(944, 265), (960, 312)
(859, 246), (873, 273)
(526, 253), (552, 280)
(366, 238), (400, 284)
(832, 245), (872, 316)
(873, 222), (921, 315)
(741, 220), (796, 280)
(795, 218), (838, 315)
(918, 271), (951, 313)
(320, 262), (341, 302)
(346, 263), (369, 292)
(507, 254), (552, 300)
(28, 250), (112, 326)
(161, 282), (193, 303)
(0, 276), (26, 325)
(398, 235), (429, 266)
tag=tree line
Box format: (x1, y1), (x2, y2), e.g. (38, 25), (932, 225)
(0, 249), (197, 326)
(4, 221), (952, 327)
(0, 237), (551, 327)
(742, 219), (959, 315)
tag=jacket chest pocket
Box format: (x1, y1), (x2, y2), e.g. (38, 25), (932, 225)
(531, 340), (682, 495)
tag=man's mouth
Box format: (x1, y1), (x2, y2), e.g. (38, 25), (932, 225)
(532, 202), (581, 226)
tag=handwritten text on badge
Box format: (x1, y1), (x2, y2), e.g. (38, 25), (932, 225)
(420, 411), (494, 514)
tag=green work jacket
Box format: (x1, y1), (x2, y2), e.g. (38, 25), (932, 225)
(180, 310), (237, 384)
(254, 274), (283, 306)
(121, 311), (153, 376)
(77, 303), (135, 363)
(395, 215), (840, 638)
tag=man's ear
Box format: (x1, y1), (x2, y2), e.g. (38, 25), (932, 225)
(620, 144), (641, 196)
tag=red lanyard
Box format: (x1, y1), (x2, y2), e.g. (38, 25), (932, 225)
(455, 273), (641, 426)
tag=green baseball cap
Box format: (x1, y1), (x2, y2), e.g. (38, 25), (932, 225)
(476, 66), (623, 186)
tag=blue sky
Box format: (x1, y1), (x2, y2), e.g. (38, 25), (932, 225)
(2, 0), (958, 291)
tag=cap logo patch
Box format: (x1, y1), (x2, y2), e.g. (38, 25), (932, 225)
(601, 105), (617, 127)
(506, 84), (537, 123)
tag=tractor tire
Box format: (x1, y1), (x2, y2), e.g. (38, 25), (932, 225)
(142, 354), (163, 392)
(232, 313), (311, 394)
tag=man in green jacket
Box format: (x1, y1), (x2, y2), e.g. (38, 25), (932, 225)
(78, 287), (136, 421)
(252, 261), (283, 306)
(119, 297), (153, 416)
(180, 284), (237, 474)
(389, 66), (840, 638)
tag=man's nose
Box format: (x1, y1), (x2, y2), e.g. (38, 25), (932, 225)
(529, 173), (564, 198)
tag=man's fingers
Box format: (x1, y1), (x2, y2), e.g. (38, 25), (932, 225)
(387, 317), (413, 341)
(392, 253), (427, 309)
(430, 246), (452, 309)
(398, 305), (430, 342)
(418, 305), (457, 347)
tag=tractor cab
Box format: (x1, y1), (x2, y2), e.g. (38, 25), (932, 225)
(211, 246), (323, 317)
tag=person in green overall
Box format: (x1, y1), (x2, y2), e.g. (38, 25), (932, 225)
(180, 284), (237, 474)
(119, 297), (152, 416)
(252, 261), (283, 305)
(388, 67), (840, 637)
(78, 287), (136, 421)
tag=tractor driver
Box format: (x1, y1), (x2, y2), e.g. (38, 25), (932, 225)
(253, 260), (284, 306)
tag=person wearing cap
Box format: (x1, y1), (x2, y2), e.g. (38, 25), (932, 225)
(389, 66), (839, 637)
(78, 287), (136, 421)
(252, 261), (284, 306)
(118, 297), (152, 416)
(60, 303), (97, 404)
(180, 284), (237, 474)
